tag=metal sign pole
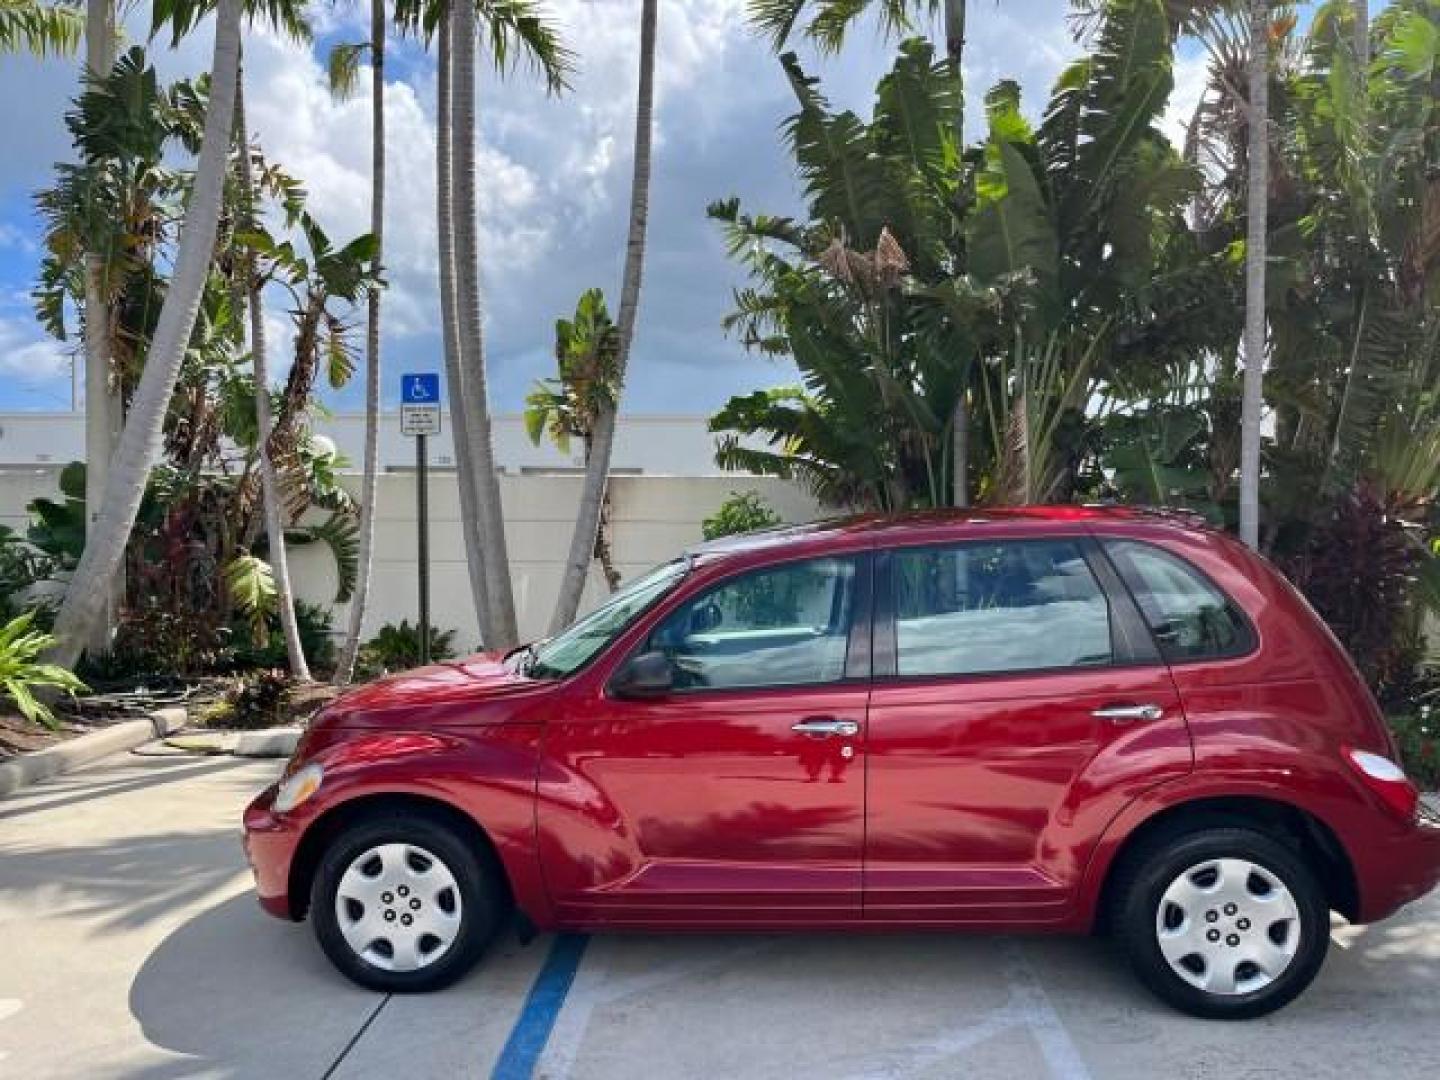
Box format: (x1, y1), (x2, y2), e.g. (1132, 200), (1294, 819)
(417, 432), (431, 665)
(401, 371), (441, 667)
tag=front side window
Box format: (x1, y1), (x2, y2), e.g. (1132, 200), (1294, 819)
(1102, 539), (1251, 661)
(643, 557), (859, 690)
(529, 559), (690, 678)
(891, 540), (1113, 677)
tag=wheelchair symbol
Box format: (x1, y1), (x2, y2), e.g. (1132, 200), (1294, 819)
(407, 377), (432, 401)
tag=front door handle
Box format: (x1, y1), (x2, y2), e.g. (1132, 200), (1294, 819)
(791, 717), (860, 738)
(1092, 703), (1165, 723)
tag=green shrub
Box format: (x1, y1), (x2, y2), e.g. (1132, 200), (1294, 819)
(356, 620), (457, 679)
(702, 490), (781, 541)
(0, 610), (88, 728)
(232, 601), (337, 675)
(92, 609), (231, 681)
(1390, 710), (1440, 792)
(225, 669), (294, 730)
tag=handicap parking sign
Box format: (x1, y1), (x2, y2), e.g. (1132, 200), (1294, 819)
(402, 372), (440, 404)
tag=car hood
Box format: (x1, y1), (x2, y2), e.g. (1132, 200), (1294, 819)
(321, 652), (554, 727)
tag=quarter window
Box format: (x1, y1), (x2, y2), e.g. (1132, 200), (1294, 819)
(1102, 539), (1251, 661)
(644, 557), (859, 690)
(891, 540), (1113, 677)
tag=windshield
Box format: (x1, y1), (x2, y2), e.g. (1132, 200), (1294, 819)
(527, 558), (690, 679)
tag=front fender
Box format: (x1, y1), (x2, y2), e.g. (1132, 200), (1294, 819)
(286, 725), (552, 925)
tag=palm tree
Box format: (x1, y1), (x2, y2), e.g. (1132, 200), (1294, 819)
(48, 0), (243, 668)
(433, 9), (492, 644)
(0, 0), (81, 54)
(449, 0), (517, 649)
(236, 51), (311, 681)
(1238, 0), (1268, 549)
(329, 0), (388, 684)
(82, 0), (118, 657)
(420, 0), (569, 648)
(549, 0), (655, 633)
(527, 288), (624, 596)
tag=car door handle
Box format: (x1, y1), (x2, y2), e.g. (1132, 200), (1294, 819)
(1092, 703), (1165, 723)
(791, 717), (860, 738)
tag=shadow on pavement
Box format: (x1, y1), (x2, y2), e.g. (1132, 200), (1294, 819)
(0, 824), (261, 933)
(0, 757), (252, 823)
(127, 893), (378, 1080)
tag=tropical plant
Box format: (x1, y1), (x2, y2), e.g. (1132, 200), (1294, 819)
(0, 0), (81, 55)
(712, 2), (1203, 510)
(702, 491), (783, 540)
(527, 287), (624, 594)
(355, 619), (457, 678)
(0, 610), (88, 728)
(46, 0), (244, 669)
(550, 0), (656, 633)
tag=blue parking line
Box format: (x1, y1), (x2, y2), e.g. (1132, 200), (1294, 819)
(491, 934), (589, 1080)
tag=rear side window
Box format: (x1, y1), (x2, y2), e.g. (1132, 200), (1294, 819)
(890, 540), (1113, 677)
(1103, 539), (1253, 661)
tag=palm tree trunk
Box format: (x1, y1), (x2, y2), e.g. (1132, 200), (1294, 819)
(451, 0), (518, 649)
(237, 55), (310, 682)
(434, 11), (492, 647)
(1239, 0), (1269, 550)
(48, 0), (243, 669)
(337, 0), (386, 684)
(548, 0), (656, 634)
(82, 0), (119, 654)
(943, 0), (969, 509)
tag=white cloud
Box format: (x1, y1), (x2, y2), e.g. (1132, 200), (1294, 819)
(0, 315), (72, 394)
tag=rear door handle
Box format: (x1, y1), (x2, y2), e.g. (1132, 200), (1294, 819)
(792, 717), (860, 738)
(1092, 703), (1164, 723)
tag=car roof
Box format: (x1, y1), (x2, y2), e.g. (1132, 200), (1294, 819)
(687, 505), (1216, 564)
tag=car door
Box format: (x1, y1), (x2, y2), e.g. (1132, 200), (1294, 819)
(863, 534), (1191, 925)
(538, 552), (873, 927)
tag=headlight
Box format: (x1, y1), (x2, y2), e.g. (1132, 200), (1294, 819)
(273, 763), (324, 814)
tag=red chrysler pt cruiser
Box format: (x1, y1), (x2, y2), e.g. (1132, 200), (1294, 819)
(244, 508), (1440, 1018)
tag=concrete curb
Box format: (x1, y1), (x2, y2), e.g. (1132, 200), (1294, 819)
(234, 727), (301, 758)
(0, 706), (187, 799)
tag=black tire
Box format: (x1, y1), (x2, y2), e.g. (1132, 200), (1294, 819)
(1111, 826), (1329, 1019)
(310, 813), (503, 992)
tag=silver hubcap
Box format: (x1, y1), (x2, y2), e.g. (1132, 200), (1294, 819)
(335, 843), (462, 972)
(1155, 857), (1301, 996)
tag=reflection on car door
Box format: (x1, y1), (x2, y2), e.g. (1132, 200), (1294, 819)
(538, 553), (874, 927)
(863, 536), (1191, 925)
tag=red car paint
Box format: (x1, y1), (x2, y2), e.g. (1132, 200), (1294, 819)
(243, 508), (1440, 933)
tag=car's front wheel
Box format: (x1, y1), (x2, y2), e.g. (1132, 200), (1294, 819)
(1113, 826), (1329, 1019)
(311, 812), (502, 992)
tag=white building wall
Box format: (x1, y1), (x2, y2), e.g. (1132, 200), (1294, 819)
(0, 412), (732, 476)
(0, 467), (823, 650)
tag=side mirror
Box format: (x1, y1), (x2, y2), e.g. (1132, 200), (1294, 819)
(611, 650), (674, 699)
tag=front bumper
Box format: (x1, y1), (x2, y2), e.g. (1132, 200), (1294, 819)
(242, 783), (303, 920)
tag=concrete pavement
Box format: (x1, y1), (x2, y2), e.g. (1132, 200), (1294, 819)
(1, 752), (1438, 1079)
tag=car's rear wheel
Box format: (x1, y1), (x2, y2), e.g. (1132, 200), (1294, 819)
(1112, 826), (1328, 1019)
(311, 813), (502, 992)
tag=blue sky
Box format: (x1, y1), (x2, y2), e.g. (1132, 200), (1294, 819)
(0, 1), (1210, 416)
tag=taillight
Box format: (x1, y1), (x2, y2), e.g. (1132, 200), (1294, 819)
(1344, 747), (1419, 822)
